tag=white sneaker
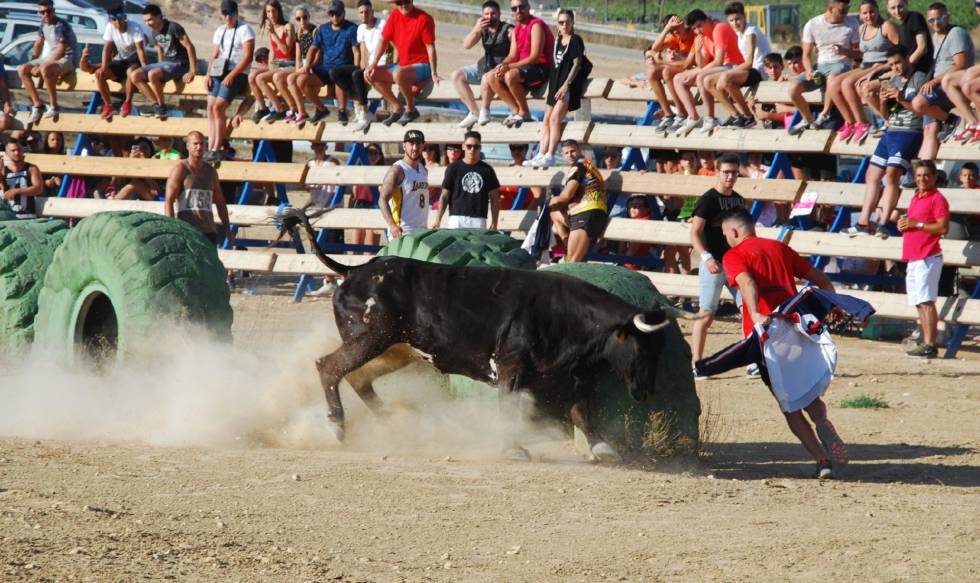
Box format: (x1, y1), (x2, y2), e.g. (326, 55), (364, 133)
(458, 111), (479, 129)
(697, 117), (717, 134)
(477, 108), (491, 125)
(675, 117), (700, 137)
(43, 105), (59, 119)
(27, 106), (43, 124)
(351, 107), (370, 132)
(523, 153), (555, 168)
(308, 282), (336, 297)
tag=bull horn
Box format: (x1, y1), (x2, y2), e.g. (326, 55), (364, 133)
(663, 305), (705, 321)
(633, 313), (670, 333)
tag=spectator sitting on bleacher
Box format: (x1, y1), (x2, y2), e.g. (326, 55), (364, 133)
(366, 0), (440, 127)
(165, 131), (234, 247)
(432, 130), (500, 229)
(786, 0), (859, 136)
(622, 195), (653, 271)
(93, 5), (150, 119)
(848, 46), (925, 239)
(525, 10), (590, 168)
(486, 1), (554, 128)
(748, 53), (797, 128)
(1, 139), (43, 219)
(709, 2), (772, 129)
(0, 56), (13, 133)
(959, 162), (978, 189)
(689, 152), (746, 371)
(130, 4), (197, 120)
(946, 64), (980, 143)
(898, 160), (949, 359)
(649, 14), (696, 133)
(672, 9), (745, 137)
(205, 0), (255, 163)
(910, 3), (975, 158)
(887, 0), (933, 76)
(294, 0), (358, 126)
(19, 0), (78, 124)
(455, 1), (512, 129)
(547, 139), (607, 263)
(824, 0), (899, 144)
(153, 135), (182, 160)
(248, 0), (294, 124)
(349, 142), (384, 248)
(42, 131), (65, 195)
(619, 47), (654, 89)
(280, 6), (316, 125)
(783, 45), (805, 75)
(497, 144), (526, 210)
(111, 138), (160, 201)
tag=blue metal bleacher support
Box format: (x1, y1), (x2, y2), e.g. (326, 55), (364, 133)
(944, 280), (979, 359)
(57, 91), (103, 198)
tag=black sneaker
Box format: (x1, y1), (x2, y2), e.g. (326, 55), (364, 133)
(382, 110), (404, 126)
(398, 109), (420, 126)
(937, 114), (960, 142)
(203, 149), (218, 163)
(310, 108), (331, 124)
(719, 116), (739, 127)
(251, 108), (271, 123)
(263, 110), (286, 123)
(337, 110), (349, 125)
(906, 344), (938, 358)
(154, 103), (168, 119)
(140, 105), (156, 117)
(737, 115), (757, 129)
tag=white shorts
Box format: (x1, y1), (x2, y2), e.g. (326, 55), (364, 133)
(448, 215), (487, 229)
(906, 254), (942, 306)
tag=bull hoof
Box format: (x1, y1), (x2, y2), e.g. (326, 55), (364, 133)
(326, 421), (346, 443)
(502, 446), (531, 461)
(590, 442), (622, 464)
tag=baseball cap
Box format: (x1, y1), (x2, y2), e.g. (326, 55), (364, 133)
(327, 0), (346, 15)
(403, 129), (425, 143)
(220, 0), (238, 15)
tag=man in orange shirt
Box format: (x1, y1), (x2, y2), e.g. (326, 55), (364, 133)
(647, 14), (696, 132)
(672, 9), (744, 137)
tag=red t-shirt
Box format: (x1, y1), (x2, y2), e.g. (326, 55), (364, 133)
(381, 7), (436, 66)
(723, 236), (813, 337)
(902, 188), (949, 262)
(701, 21), (744, 66)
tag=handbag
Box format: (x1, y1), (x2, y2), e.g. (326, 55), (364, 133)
(209, 24), (238, 78)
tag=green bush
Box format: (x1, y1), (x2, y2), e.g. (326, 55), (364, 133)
(838, 395), (890, 409)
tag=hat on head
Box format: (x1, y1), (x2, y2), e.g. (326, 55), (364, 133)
(327, 0), (346, 15)
(220, 0), (238, 14)
(403, 129), (425, 143)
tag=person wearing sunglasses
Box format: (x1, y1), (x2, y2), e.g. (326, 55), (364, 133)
(281, 7), (317, 125)
(365, 0), (440, 127)
(486, 1), (554, 127)
(93, 4), (149, 120)
(249, 0), (295, 123)
(130, 4), (197, 120)
(293, 0), (358, 125)
(349, 142), (385, 248)
(18, 0), (79, 124)
(432, 131), (500, 230)
(454, 1), (512, 128)
(205, 0), (255, 162)
(525, 9), (591, 168)
(909, 2), (975, 158)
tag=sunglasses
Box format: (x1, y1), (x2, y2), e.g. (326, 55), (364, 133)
(464, 144), (481, 150)
(221, 10), (237, 17)
(926, 16), (946, 23)
(296, 15), (309, 21)
(511, 4), (528, 12)
(38, 8), (52, 14)
(557, 19), (570, 25)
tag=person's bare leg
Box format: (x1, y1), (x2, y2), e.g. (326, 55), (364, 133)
(550, 210), (569, 245)
(690, 312), (715, 362)
(648, 66), (673, 114)
(728, 76), (755, 117)
(452, 68), (478, 114)
(247, 69), (265, 110)
(393, 67), (418, 111)
(918, 302), (939, 347)
(565, 229), (591, 263)
(480, 72), (497, 111)
(274, 69), (297, 112)
(257, 70), (286, 111)
(942, 71), (979, 126)
(287, 72), (307, 116)
(129, 67), (154, 103)
(839, 71), (866, 123)
(783, 411), (826, 462)
(504, 69), (529, 116)
(696, 70), (720, 119)
(544, 99), (569, 156)
(672, 70), (699, 120)
(300, 72), (327, 111)
(878, 166), (904, 225)
(788, 79), (812, 123)
(859, 163), (885, 226)
(709, 71), (741, 118)
(41, 62), (64, 108)
(369, 69), (402, 112)
(487, 71), (518, 112)
(827, 72), (856, 124)
(663, 67), (687, 118)
(18, 64), (43, 107)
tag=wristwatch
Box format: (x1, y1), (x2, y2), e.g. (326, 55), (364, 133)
(916, 222), (925, 230)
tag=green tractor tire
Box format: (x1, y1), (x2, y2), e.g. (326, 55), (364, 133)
(378, 228), (536, 269)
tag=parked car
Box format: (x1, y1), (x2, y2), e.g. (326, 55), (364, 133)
(0, 17), (40, 49)
(0, 2), (108, 31)
(61, 0), (149, 17)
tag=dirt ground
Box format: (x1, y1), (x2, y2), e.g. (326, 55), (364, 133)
(1, 289), (978, 582)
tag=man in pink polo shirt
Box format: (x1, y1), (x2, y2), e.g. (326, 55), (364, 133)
(898, 159), (950, 359)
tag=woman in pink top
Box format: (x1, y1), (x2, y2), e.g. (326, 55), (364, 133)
(897, 160), (950, 358)
(348, 142), (385, 248)
(484, 0), (554, 126)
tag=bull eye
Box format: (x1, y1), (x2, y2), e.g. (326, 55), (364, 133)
(617, 331), (626, 345)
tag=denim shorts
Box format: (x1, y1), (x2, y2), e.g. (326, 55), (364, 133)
(392, 62), (432, 83)
(209, 72), (248, 100)
(796, 61), (851, 92)
(922, 86), (953, 125)
(698, 257), (729, 313)
(144, 60), (189, 82)
(460, 63), (482, 85)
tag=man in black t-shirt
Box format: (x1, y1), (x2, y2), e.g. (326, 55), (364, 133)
(129, 4), (198, 118)
(432, 130), (501, 229)
(888, 0), (933, 74)
(453, 1), (512, 128)
(689, 153), (747, 374)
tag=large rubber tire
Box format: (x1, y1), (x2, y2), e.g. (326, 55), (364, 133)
(35, 212), (233, 364)
(547, 263), (701, 459)
(0, 202), (17, 221)
(0, 219), (68, 352)
(378, 228), (536, 269)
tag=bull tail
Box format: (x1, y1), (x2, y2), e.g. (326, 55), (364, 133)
(277, 206), (353, 277)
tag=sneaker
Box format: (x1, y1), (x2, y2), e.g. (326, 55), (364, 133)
(153, 103), (168, 119)
(478, 108), (492, 125)
(874, 224), (889, 239)
(382, 110), (403, 127)
(251, 108), (271, 123)
(788, 118), (811, 136)
(814, 458), (833, 480)
(815, 420), (849, 467)
(837, 122), (855, 142)
(283, 110), (295, 123)
(140, 104), (156, 117)
(308, 282), (336, 297)
(523, 153), (554, 168)
(675, 117), (700, 137)
(120, 100), (132, 117)
(399, 109), (420, 126)
(736, 115), (757, 129)
(697, 117), (717, 134)
(969, 128), (980, 145)
(845, 225), (870, 237)
(27, 106), (43, 125)
(263, 110), (286, 123)
(43, 105), (59, 119)
(906, 343), (938, 358)
(458, 111), (479, 129)
(654, 115), (675, 130)
(746, 363), (761, 378)
(291, 113), (308, 126)
(310, 108), (330, 124)
(100, 103), (114, 120)
(664, 116), (686, 135)
(337, 109), (349, 125)
(351, 108), (370, 132)
(203, 149), (218, 163)
(812, 112), (832, 129)
(692, 364), (707, 381)
(849, 122), (871, 144)
(502, 113), (523, 127)
(954, 124), (977, 143)
(718, 115), (739, 128)
(937, 114), (960, 142)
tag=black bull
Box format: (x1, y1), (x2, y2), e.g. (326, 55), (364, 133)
(281, 209), (675, 461)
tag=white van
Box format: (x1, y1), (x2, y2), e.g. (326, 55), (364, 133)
(0, 2), (108, 32)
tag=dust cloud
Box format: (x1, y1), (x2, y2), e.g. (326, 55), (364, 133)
(0, 321), (567, 459)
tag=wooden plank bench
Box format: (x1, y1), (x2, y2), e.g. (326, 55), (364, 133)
(25, 153), (307, 184)
(829, 134), (980, 162)
(317, 120), (592, 145)
(803, 182), (980, 216)
(586, 123), (833, 153)
(603, 80), (822, 105)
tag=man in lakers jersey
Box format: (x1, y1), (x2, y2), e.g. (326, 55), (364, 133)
(379, 129), (430, 239)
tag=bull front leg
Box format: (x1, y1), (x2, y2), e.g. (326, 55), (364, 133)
(569, 398), (622, 464)
(315, 341), (390, 442)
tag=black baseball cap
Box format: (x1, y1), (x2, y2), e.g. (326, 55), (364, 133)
(220, 0), (238, 15)
(403, 130), (425, 143)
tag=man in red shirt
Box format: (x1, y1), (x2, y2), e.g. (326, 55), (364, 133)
(898, 160), (950, 358)
(364, 0), (441, 126)
(672, 9), (744, 137)
(700, 206), (846, 479)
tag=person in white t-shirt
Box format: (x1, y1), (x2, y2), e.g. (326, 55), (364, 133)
(92, 4), (148, 119)
(707, 1), (773, 127)
(205, 0), (255, 162)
